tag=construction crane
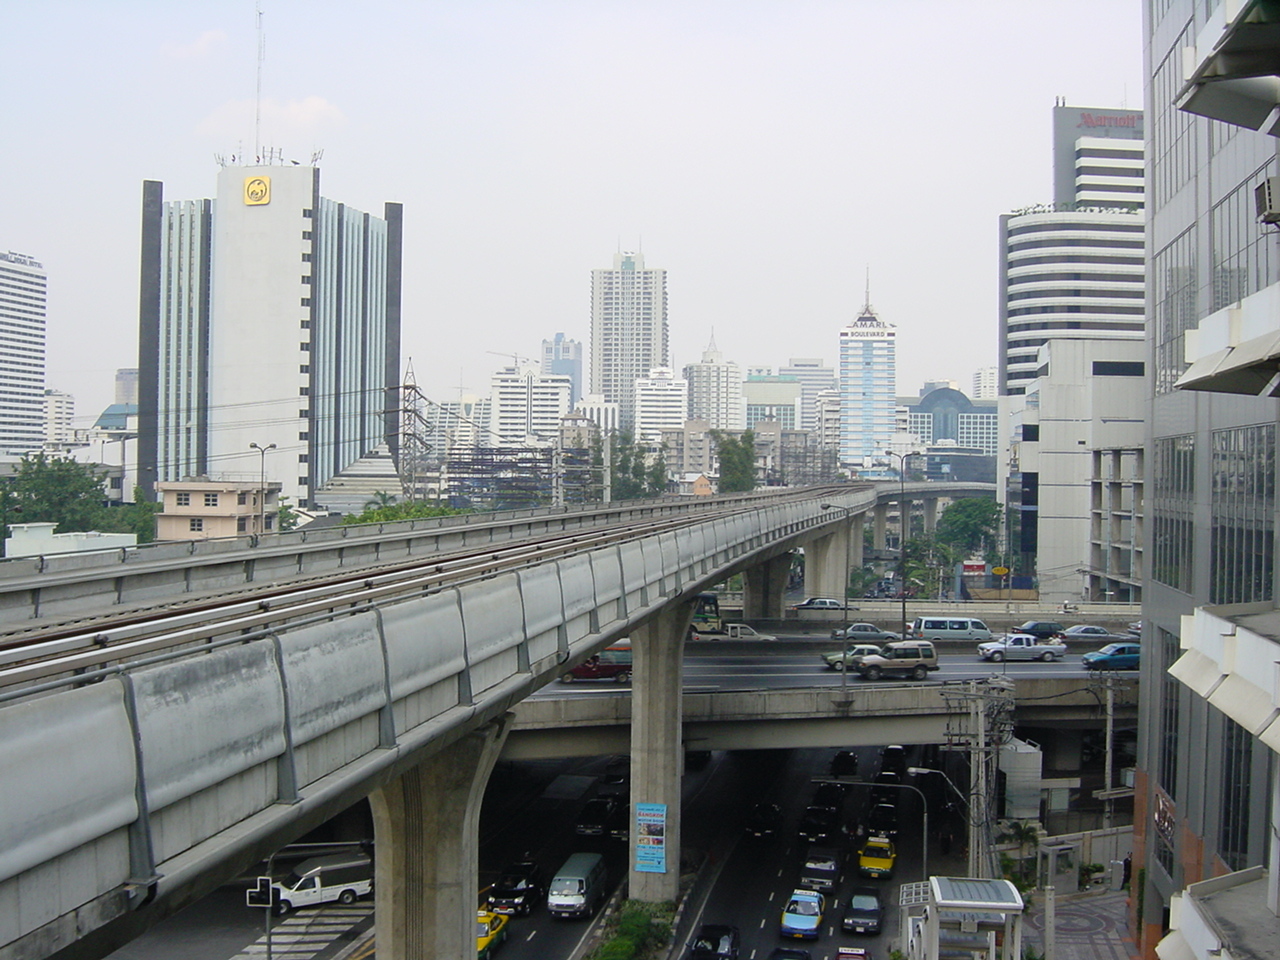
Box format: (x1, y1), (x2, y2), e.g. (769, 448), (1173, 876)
(486, 350), (536, 369)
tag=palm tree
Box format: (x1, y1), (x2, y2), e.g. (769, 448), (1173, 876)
(998, 820), (1041, 886)
(364, 491), (398, 511)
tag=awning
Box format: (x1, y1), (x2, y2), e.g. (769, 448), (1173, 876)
(1155, 929), (1197, 960)
(1175, 331), (1280, 395)
(1208, 673), (1280, 734)
(1168, 649), (1225, 699)
(1178, 0), (1280, 133)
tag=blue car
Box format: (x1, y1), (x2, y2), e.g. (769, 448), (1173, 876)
(1082, 642), (1141, 670)
(779, 890), (824, 939)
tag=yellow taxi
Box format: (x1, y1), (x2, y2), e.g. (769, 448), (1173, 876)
(857, 837), (896, 879)
(477, 908), (509, 959)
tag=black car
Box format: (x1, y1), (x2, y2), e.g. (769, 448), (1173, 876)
(488, 861), (544, 916)
(575, 797), (617, 836)
(870, 770), (902, 805)
(842, 886), (884, 934)
(880, 744), (907, 776)
(606, 803), (631, 842)
(797, 805), (841, 844)
(767, 950), (812, 960)
(745, 802), (781, 838)
(810, 781), (847, 811)
(688, 923), (740, 960)
(1016, 620), (1067, 640)
(830, 750), (860, 777)
(861, 802), (898, 838)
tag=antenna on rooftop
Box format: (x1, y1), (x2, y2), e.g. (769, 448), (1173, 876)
(254, 3), (265, 164)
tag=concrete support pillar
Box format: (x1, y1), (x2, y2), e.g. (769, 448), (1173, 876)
(923, 497), (938, 534)
(805, 528), (848, 601)
(899, 495), (912, 545)
(850, 512), (865, 573)
(630, 600), (694, 903)
(742, 553), (791, 620)
(873, 503), (888, 552)
(368, 717), (510, 960)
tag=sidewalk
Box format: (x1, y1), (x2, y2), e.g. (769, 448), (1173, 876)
(1024, 887), (1136, 960)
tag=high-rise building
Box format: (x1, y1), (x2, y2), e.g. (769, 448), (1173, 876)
(683, 333), (744, 430)
(138, 166), (403, 509)
(838, 296), (897, 467)
(634, 367), (687, 445)
(0, 251), (47, 458)
(998, 105), (1145, 396)
(541, 333), (583, 403)
(1135, 9), (1280, 959)
(971, 366), (998, 400)
(489, 365), (572, 446)
(590, 251), (667, 431)
(43, 389), (75, 449)
(743, 373), (802, 429)
(779, 358), (837, 433)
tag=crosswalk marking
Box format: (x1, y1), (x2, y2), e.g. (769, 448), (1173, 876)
(234, 904), (373, 960)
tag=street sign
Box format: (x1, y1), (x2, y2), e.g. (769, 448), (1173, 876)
(992, 566), (1010, 576)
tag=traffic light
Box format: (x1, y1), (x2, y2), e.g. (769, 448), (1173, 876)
(246, 876), (273, 908)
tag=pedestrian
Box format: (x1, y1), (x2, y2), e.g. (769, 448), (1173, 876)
(1122, 854), (1132, 888)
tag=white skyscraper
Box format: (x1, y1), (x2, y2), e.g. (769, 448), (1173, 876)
(490, 365), (572, 446)
(683, 333), (744, 430)
(43, 389), (75, 449)
(0, 252), (47, 458)
(971, 366), (999, 400)
(779, 358), (837, 433)
(838, 295), (897, 467)
(999, 105), (1145, 395)
(139, 167), (403, 509)
(590, 251), (668, 432)
(634, 367), (687, 445)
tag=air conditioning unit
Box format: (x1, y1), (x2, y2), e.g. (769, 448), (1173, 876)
(1255, 177), (1280, 223)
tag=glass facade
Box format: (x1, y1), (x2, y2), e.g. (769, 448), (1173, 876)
(1150, 435), (1194, 593)
(1209, 424), (1275, 605)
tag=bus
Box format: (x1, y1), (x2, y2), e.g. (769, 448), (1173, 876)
(692, 592), (721, 633)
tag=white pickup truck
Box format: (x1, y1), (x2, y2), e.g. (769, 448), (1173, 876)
(693, 622), (778, 641)
(977, 632), (1067, 662)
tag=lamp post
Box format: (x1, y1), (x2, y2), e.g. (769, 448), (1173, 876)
(818, 777), (930, 880)
(909, 766), (984, 878)
(249, 442), (276, 535)
(885, 450), (911, 641)
(821, 503), (855, 689)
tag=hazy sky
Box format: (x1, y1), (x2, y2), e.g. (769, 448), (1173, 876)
(2, 1), (1144, 427)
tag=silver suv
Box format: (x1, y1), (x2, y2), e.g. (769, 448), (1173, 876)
(855, 640), (939, 681)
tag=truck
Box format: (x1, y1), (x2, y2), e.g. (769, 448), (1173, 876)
(977, 632), (1068, 662)
(693, 622), (777, 641)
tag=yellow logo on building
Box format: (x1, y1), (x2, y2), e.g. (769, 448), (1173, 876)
(244, 176), (271, 205)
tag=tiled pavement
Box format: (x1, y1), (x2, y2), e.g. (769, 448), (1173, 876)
(1025, 888), (1137, 960)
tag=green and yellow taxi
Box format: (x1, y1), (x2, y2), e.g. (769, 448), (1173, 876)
(477, 908), (509, 958)
(857, 837), (896, 879)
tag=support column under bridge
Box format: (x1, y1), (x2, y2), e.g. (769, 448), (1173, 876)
(742, 553), (791, 620)
(369, 718), (510, 960)
(805, 514), (865, 602)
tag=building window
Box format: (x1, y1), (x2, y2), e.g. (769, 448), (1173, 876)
(301, 320), (310, 329)
(1219, 715), (1253, 871)
(302, 253), (312, 262)
(298, 454), (308, 463)
(238, 492), (248, 505)
(1158, 627), (1181, 800)
(237, 516), (247, 532)
(300, 365), (310, 374)
(1210, 423), (1275, 604)
(203, 492), (218, 507)
(1211, 163), (1278, 311)
(189, 518), (204, 532)
(300, 387), (309, 396)
(299, 432), (309, 440)
(265, 516), (274, 531)
(301, 342), (310, 351)
(176, 492), (191, 506)
(301, 298), (311, 307)
(303, 230), (312, 239)
(1152, 435), (1194, 593)
(303, 208), (313, 218)
(301, 275), (311, 284)
(1153, 227), (1198, 395)
(299, 409), (310, 418)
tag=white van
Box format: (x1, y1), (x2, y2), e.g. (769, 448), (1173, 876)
(260, 853), (373, 914)
(546, 852), (608, 918)
(908, 616), (993, 642)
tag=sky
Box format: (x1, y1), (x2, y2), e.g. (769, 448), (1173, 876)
(1, 1), (1145, 428)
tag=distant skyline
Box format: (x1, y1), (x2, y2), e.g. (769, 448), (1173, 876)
(1, 1), (1144, 429)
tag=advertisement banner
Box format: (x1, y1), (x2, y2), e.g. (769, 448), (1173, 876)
(634, 803), (667, 873)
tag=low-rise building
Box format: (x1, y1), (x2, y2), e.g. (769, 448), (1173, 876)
(156, 479), (280, 540)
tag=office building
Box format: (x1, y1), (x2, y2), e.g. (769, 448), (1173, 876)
(779, 358), (837, 433)
(998, 104), (1145, 396)
(0, 251), (47, 458)
(683, 333), (744, 430)
(114, 368), (139, 406)
(1134, 7), (1280, 960)
(590, 251), (668, 431)
(542, 333), (583, 403)
(43, 389), (75, 450)
(904, 387), (999, 456)
(634, 367), (687, 445)
(138, 165), (403, 509)
(972, 366), (999, 400)
(743, 373), (802, 430)
(490, 365), (572, 446)
(838, 296), (897, 467)
(576, 394), (620, 435)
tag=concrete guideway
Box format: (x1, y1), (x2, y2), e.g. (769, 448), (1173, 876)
(0, 483), (991, 960)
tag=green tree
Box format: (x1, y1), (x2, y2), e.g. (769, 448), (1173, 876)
(712, 430), (756, 493)
(341, 500), (469, 525)
(935, 497), (1001, 556)
(11, 453), (110, 533)
(363, 490), (398, 511)
(608, 432), (666, 500)
(99, 486), (162, 543)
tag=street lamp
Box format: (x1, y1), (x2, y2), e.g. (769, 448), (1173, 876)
(817, 777), (930, 880)
(908, 766), (985, 878)
(885, 449), (911, 641)
(821, 503), (855, 689)
(249, 442), (276, 535)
